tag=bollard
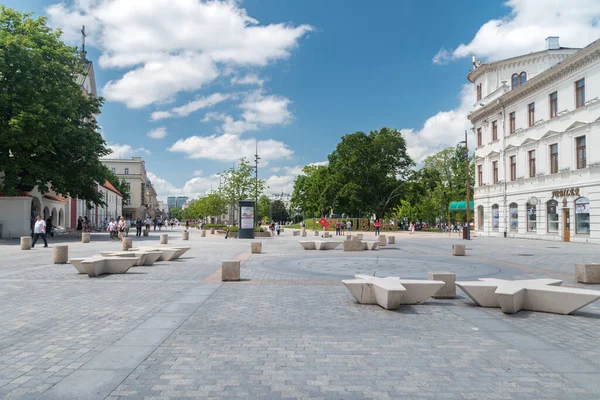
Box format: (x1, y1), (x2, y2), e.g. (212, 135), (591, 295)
(53, 245), (68, 264)
(222, 260), (241, 281)
(160, 234), (168, 244)
(251, 242), (262, 254)
(452, 244), (466, 256)
(210, 228), (215, 234)
(378, 235), (387, 246)
(143, 229), (149, 237)
(388, 236), (395, 244)
(201, 230), (206, 237)
(81, 232), (90, 243)
(20, 236), (32, 250)
(122, 237), (133, 250)
(301, 231), (307, 237)
(182, 231), (189, 240)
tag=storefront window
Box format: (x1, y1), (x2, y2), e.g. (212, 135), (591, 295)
(575, 197), (590, 234)
(477, 206), (484, 230)
(492, 204), (499, 230)
(547, 200), (559, 233)
(509, 203), (518, 231)
(527, 203), (536, 232)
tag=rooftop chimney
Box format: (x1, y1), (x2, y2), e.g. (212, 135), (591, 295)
(546, 36), (560, 50)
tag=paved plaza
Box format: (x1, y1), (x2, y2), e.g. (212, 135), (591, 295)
(1, 229), (600, 399)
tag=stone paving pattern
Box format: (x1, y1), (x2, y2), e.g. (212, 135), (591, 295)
(1, 229), (600, 399)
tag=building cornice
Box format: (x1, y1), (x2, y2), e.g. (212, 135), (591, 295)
(469, 39), (600, 124)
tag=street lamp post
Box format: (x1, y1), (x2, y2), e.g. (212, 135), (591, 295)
(254, 141), (260, 227)
(459, 131), (471, 240)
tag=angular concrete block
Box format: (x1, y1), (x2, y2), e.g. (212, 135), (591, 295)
(251, 242), (262, 254)
(160, 234), (168, 244)
(293, 231), (300, 236)
(201, 230), (206, 237)
(210, 228), (215, 234)
(363, 241), (379, 250)
(53, 245), (68, 264)
(575, 264), (600, 284)
(299, 241), (316, 250)
(20, 236), (32, 250)
(143, 228), (149, 237)
(122, 237), (133, 250)
(388, 236), (395, 244)
(316, 241), (341, 250)
(343, 240), (363, 251)
(182, 231), (189, 240)
(81, 232), (90, 244)
(378, 235), (387, 246)
(356, 234), (363, 240)
(452, 244), (466, 256)
(301, 231), (307, 237)
(427, 272), (456, 299)
(222, 260), (240, 281)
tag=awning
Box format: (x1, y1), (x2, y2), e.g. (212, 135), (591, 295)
(448, 201), (474, 212)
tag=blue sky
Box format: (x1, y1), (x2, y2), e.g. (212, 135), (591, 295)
(7, 0), (600, 200)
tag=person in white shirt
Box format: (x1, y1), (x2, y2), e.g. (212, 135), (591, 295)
(32, 215), (48, 248)
(106, 218), (118, 242)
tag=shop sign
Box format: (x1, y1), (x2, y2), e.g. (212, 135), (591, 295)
(551, 187), (580, 198)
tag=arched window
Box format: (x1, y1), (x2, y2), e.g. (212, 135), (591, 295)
(509, 203), (518, 231)
(519, 71), (527, 85)
(512, 73), (519, 89)
(575, 197), (590, 234)
(547, 200), (559, 233)
(492, 204), (499, 231)
(477, 206), (484, 230)
(527, 202), (536, 231)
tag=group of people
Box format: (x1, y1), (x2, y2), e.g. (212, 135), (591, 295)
(334, 220), (353, 236)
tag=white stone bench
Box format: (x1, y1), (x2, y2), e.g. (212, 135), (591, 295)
(362, 241), (379, 250)
(315, 241), (341, 250)
(100, 250), (162, 266)
(70, 256), (140, 277)
(342, 274), (445, 310)
(299, 241), (316, 250)
(136, 246), (190, 261)
(456, 278), (600, 314)
(343, 240), (363, 251)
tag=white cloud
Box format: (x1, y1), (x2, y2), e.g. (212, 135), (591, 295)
(433, 0), (600, 64)
(103, 143), (151, 158)
(148, 171), (220, 201)
(193, 170), (203, 176)
(169, 134), (293, 162)
(202, 91), (293, 135)
(264, 162), (327, 195)
(152, 93), (231, 121)
(147, 127), (167, 139)
(231, 73), (264, 86)
(403, 84), (472, 163)
(47, 0), (312, 108)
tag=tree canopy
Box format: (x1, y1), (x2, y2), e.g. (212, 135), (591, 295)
(0, 7), (111, 205)
(218, 158), (266, 207)
(181, 193), (227, 220)
(271, 199), (289, 222)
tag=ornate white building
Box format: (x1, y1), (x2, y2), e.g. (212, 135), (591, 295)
(469, 37), (600, 243)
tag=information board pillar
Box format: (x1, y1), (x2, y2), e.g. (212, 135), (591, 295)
(238, 199), (255, 239)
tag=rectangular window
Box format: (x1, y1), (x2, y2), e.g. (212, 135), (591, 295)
(576, 136), (586, 169)
(492, 121), (497, 141)
(528, 102), (535, 127)
(111, 168), (116, 174)
(477, 165), (483, 186)
(476, 83), (482, 101)
(528, 150), (536, 177)
(493, 161), (498, 183)
(124, 168), (129, 175)
(477, 128), (482, 147)
(549, 92), (558, 118)
(576, 79), (585, 108)
(510, 156), (516, 181)
(126, 182), (131, 190)
(550, 144), (558, 174)
(509, 112), (516, 134)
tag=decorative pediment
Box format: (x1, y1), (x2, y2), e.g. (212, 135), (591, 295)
(540, 130), (560, 139)
(520, 138), (537, 146)
(486, 150), (500, 157)
(566, 121), (588, 130)
(504, 144), (517, 152)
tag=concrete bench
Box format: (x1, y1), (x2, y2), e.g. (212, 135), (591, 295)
(136, 246), (190, 261)
(70, 256), (140, 277)
(299, 241), (316, 250)
(456, 278), (600, 314)
(427, 272), (456, 299)
(316, 241), (341, 250)
(362, 241), (379, 250)
(343, 240), (363, 251)
(100, 250), (161, 266)
(342, 274), (445, 310)
(575, 264), (600, 284)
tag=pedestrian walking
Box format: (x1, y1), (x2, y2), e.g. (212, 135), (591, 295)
(276, 222), (281, 236)
(185, 219), (190, 231)
(347, 220), (352, 233)
(153, 217), (158, 231)
(145, 216), (151, 232)
(335, 220), (341, 236)
(83, 216), (90, 233)
(374, 219), (380, 236)
(135, 217), (142, 237)
(107, 218), (118, 242)
(117, 217), (126, 242)
(76, 216), (83, 237)
(125, 218), (131, 237)
(31, 215), (48, 248)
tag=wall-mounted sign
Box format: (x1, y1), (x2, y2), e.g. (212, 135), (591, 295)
(551, 187), (580, 198)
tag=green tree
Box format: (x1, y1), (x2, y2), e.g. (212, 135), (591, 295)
(0, 7), (111, 205)
(219, 157), (266, 208)
(169, 207), (183, 220)
(256, 194), (270, 221)
(201, 193), (227, 217)
(291, 164), (331, 217)
(327, 127), (413, 218)
(271, 199), (289, 222)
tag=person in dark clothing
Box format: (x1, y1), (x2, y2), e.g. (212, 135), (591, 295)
(135, 217), (143, 237)
(46, 217), (54, 237)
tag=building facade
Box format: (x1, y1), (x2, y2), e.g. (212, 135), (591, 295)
(469, 37), (600, 243)
(101, 157), (158, 219)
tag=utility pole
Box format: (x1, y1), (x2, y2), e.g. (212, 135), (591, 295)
(254, 140), (260, 227)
